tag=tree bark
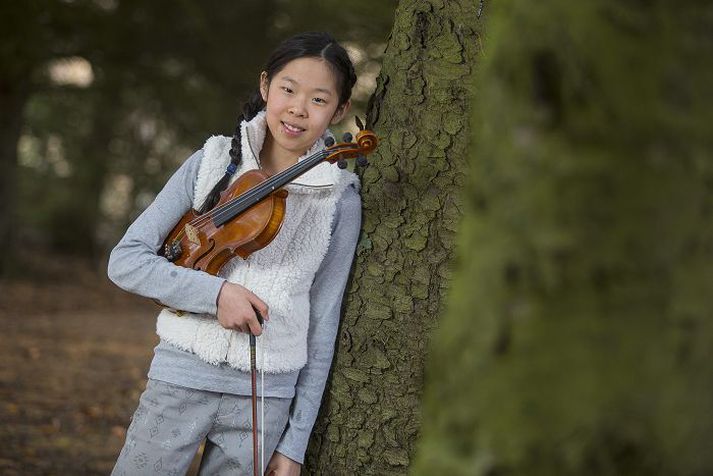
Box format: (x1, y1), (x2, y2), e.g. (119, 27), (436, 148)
(305, 0), (484, 473)
(414, 1), (713, 475)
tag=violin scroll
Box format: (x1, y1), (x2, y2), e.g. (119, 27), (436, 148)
(324, 117), (377, 167)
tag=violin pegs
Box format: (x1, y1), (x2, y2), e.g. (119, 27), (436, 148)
(356, 155), (369, 167)
(342, 132), (353, 143)
(337, 159), (348, 169)
(324, 136), (335, 147)
(355, 116), (364, 130)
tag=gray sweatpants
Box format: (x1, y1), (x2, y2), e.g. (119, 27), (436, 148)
(112, 379), (292, 476)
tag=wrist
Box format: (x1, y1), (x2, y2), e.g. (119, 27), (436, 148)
(273, 447), (304, 466)
(216, 279), (228, 310)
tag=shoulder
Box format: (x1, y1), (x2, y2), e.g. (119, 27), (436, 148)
(202, 135), (232, 161)
(333, 184), (362, 230)
(337, 183), (361, 211)
(183, 147), (204, 171)
(194, 135), (232, 190)
(166, 147), (204, 199)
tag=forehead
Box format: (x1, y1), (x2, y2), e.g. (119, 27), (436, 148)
(273, 57), (339, 94)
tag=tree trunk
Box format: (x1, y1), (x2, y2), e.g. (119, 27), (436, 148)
(305, 1), (484, 473)
(0, 78), (30, 275)
(49, 89), (116, 260)
(414, 1), (713, 475)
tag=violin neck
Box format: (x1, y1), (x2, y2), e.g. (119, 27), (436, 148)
(212, 149), (327, 227)
(263, 149), (328, 192)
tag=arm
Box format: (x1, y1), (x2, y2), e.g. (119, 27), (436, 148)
(107, 150), (225, 315)
(272, 185), (362, 465)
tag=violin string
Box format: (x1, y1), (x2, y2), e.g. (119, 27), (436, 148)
(170, 139), (362, 248)
(184, 149), (329, 231)
(208, 149), (329, 226)
(193, 136), (368, 230)
(180, 136), (371, 234)
(189, 150), (328, 228)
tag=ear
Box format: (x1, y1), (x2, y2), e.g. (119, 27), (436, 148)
(330, 100), (351, 125)
(259, 71), (269, 102)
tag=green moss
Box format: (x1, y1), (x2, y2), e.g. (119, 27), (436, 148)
(384, 448), (411, 467)
(382, 165), (400, 182)
(358, 388), (379, 404)
(357, 430), (375, 449)
(341, 368), (371, 384)
(363, 301), (394, 321)
(370, 347), (392, 370)
(404, 232), (428, 251)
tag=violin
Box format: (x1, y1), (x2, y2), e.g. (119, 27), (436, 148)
(159, 119), (377, 274)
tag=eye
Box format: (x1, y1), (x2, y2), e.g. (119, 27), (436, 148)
(281, 86), (293, 94)
(312, 97), (327, 105)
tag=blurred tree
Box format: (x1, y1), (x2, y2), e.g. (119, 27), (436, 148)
(413, 1), (713, 475)
(6, 0), (280, 263)
(0, 0), (83, 272)
(2, 0), (395, 272)
(305, 0), (482, 473)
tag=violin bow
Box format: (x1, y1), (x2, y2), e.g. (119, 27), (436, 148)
(250, 308), (264, 476)
(244, 118), (373, 475)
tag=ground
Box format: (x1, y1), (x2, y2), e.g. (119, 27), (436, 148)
(0, 260), (204, 475)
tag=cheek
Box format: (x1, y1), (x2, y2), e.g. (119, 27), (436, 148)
(265, 89), (289, 112)
(312, 106), (338, 126)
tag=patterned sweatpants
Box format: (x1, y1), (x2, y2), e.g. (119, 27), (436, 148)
(111, 379), (292, 476)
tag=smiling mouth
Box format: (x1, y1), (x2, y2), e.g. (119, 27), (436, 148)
(281, 121), (305, 133)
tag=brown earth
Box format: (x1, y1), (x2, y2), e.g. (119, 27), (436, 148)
(0, 262), (204, 475)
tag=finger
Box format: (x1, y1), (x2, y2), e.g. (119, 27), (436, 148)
(246, 291), (269, 321)
(247, 314), (263, 336)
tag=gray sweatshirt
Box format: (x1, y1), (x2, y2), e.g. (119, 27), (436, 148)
(107, 148), (361, 464)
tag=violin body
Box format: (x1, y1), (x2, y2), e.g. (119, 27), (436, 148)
(161, 169), (288, 275)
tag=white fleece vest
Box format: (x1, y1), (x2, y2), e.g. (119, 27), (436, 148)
(156, 111), (358, 373)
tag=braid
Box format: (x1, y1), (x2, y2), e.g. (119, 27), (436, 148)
(243, 89), (265, 121)
(198, 115), (244, 214)
(197, 88), (268, 215)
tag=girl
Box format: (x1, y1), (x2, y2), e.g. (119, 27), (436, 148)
(108, 31), (361, 475)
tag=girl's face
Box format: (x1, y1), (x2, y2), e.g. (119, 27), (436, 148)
(260, 57), (350, 163)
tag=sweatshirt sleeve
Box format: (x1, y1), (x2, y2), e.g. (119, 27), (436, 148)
(107, 149), (226, 315)
(275, 185), (362, 464)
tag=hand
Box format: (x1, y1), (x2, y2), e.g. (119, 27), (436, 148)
(266, 451), (301, 476)
(216, 281), (269, 335)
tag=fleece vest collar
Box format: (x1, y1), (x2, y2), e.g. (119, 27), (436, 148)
(155, 111), (358, 373)
(243, 110), (340, 190)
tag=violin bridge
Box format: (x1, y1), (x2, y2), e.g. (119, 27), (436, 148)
(184, 224), (201, 245)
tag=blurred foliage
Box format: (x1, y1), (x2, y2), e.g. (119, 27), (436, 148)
(414, 1), (713, 474)
(1, 0), (395, 263)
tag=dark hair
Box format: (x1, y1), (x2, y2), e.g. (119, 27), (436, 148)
(198, 31), (357, 214)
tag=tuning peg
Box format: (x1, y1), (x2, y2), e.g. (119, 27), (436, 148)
(324, 137), (335, 147)
(342, 132), (353, 143)
(337, 159), (348, 169)
(355, 116), (365, 130)
(356, 155), (369, 167)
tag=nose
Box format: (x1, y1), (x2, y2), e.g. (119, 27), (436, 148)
(288, 96), (308, 117)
